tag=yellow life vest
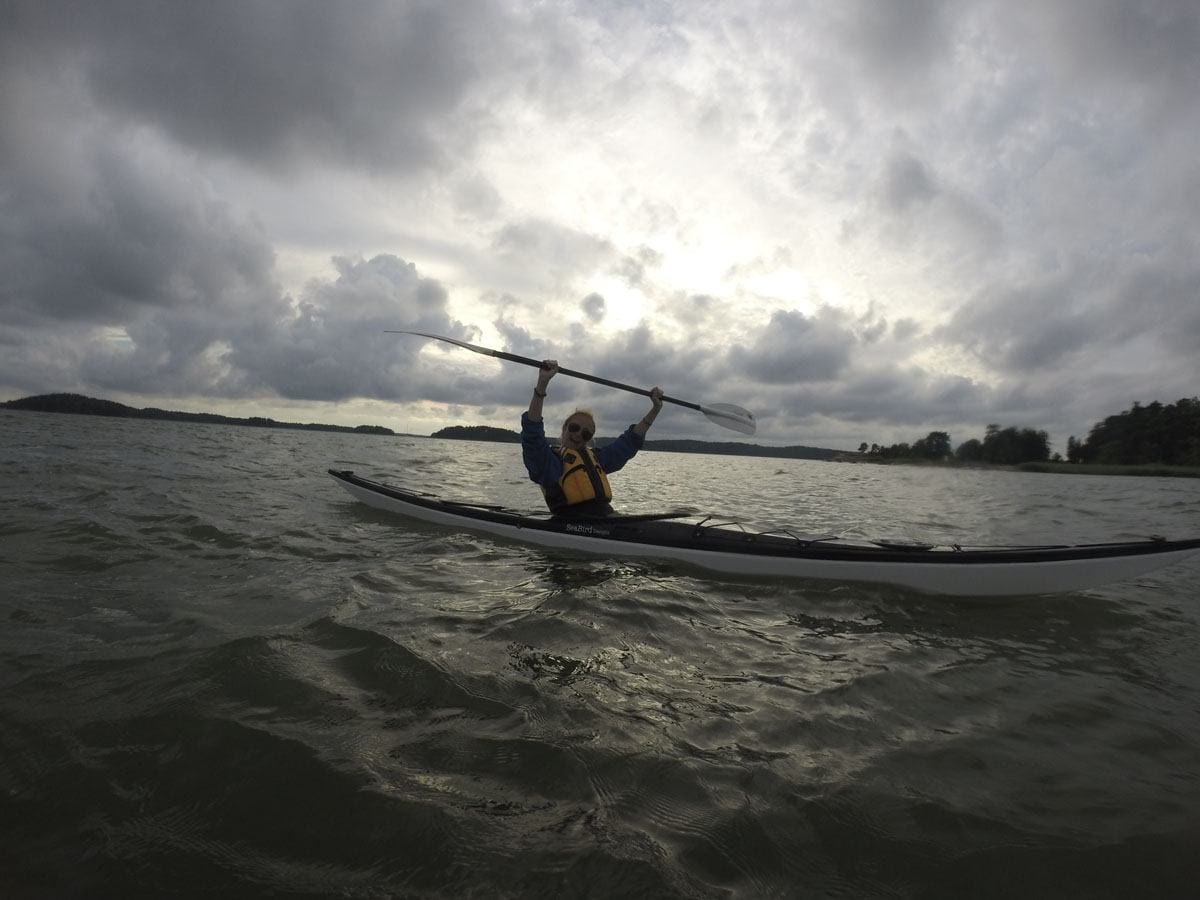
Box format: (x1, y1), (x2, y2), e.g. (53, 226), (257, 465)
(545, 447), (612, 510)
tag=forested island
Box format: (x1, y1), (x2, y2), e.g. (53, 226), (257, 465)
(3, 393), (395, 435)
(856, 398), (1200, 475)
(10, 392), (1196, 474)
(431, 425), (522, 443)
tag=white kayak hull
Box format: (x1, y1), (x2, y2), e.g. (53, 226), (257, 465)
(329, 470), (1200, 597)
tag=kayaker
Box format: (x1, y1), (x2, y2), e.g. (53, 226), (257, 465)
(522, 359), (664, 516)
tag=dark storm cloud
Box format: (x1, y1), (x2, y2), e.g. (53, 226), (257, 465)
(0, 139), (277, 328)
(773, 365), (991, 427)
(236, 254), (469, 402)
(728, 309), (857, 384)
(941, 277), (1092, 373)
(0, 115), (289, 396)
(0, 142), (470, 406)
(3, 0), (500, 171)
(491, 317), (557, 363)
(866, 146), (1003, 264)
(0, 0), (492, 404)
(592, 325), (680, 388)
(1120, 257), (1200, 358)
(582, 293), (607, 323)
(941, 241), (1200, 378)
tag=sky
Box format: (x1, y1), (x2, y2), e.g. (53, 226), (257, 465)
(2, 0), (1198, 451)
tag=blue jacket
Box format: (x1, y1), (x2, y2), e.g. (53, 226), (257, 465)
(521, 412), (644, 492)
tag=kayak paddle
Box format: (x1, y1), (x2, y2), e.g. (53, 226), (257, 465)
(386, 330), (756, 435)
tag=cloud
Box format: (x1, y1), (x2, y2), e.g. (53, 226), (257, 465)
(829, 0), (955, 105)
(581, 293), (607, 323)
(941, 239), (1200, 378)
(941, 276), (1096, 373)
(0, 109), (288, 396)
(1006, 1), (1200, 124)
(240, 254), (468, 401)
(2, 0), (1199, 452)
(859, 144), (1005, 271)
(0, 108), (471, 404)
(729, 309), (858, 384)
(2, 0), (510, 173)
(612, 245), (662, 287)
(775, 365), (992, 426)
(879, 153), (939, 212)
(0, 129), (277, 329)
(657, 293), (722, 334)
(491, 218), (618, 282)
(70, 253), (468, 402)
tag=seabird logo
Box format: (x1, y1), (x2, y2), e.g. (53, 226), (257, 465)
(564, 524), (611, 536)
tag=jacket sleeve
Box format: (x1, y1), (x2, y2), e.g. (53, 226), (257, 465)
(521, 413), (562, 486)
(596, 424), (645, 474)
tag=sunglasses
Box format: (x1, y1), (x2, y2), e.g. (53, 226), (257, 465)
(566, 422), (594, 441)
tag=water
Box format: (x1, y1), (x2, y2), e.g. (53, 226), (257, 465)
(3, 409), (1200, 898)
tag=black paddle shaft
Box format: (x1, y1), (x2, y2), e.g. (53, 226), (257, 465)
(385, 330), (755, 433)
(490, 347), (700, 412)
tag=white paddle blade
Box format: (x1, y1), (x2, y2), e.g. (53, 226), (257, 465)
(700, 403), (756, 435)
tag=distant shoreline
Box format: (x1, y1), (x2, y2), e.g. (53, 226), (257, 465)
(4, 393), (844, 460)
(832, 455), (1200, 479)
(3, 393), (398, 436)
(10, 394), (1196, 476)
(430, 424), (844, 460)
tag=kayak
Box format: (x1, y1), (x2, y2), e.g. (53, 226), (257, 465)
(328, 469), (1200, 597)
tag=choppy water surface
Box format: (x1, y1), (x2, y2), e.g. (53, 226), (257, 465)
(2, 409), (1199, 898)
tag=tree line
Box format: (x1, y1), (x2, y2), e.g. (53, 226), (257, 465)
(1066, 398), (1200, 466)
(859, 425), (1050, 465)
(857, 397), (1199, 467)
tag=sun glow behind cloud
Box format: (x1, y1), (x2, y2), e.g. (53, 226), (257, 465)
(4, 1), (1200, 452)
(584, 275), (644, 332)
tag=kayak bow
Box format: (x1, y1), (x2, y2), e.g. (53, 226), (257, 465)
(328, 470), (1200, 597)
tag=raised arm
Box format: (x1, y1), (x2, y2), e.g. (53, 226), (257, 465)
(633, 386), (664, 437)
(527, 359), (558, 422)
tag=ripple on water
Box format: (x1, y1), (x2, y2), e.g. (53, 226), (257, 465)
(4, 416), (1200, 896)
